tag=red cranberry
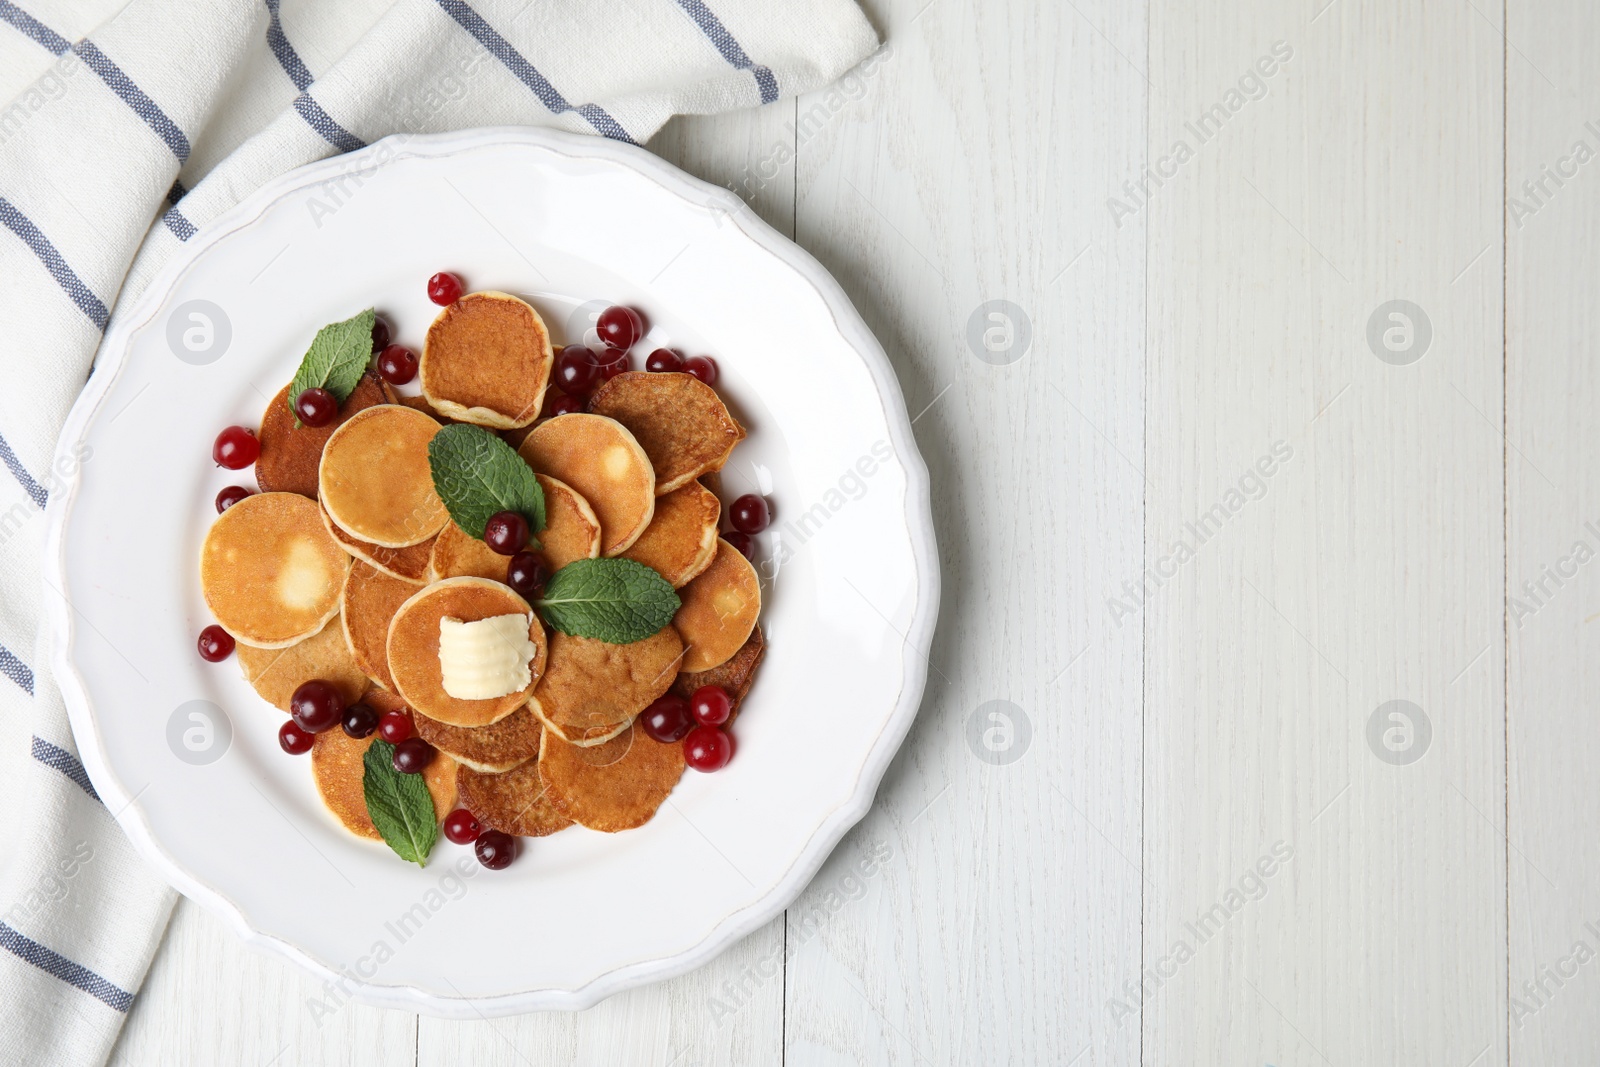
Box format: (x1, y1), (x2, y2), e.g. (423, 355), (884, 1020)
(595, 348), (629, 381)
(428, 271), (464, 305)
(484, 511), (530, 555)
(640, 695), (693, 742)
(289, 680), (343, 733)
(595, 306), (644, 351)
(724, 531), (753, 560)
(683, 356), (718, 386)
(371, 315), (391, 353)
(684, 725), (733, 771)
(197, 625), (234, 662)
(645, 348), (683, 373)
(378, 710), (412, 743)
(294, 387), (337, 427)
(690, 685), (732, 727)
(554, 345), (600, 395)
(213, 426), (259, 469)
(393, 737), (435, 774)
(377, 344), (418, 385)
(475, 830), (516, 869)
(342, 703), (378, 739)
(278, 720), (314, 755)
(506, 551), (548, 600)
(444, 809), (481, 845)
(215, 485), (252, 513)
(729, 494), (770, 534)
(548, 394), (584, 417)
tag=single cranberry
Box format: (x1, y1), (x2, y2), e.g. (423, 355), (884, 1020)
(215, 485), (252, 513)
(684, 725), (734, 772)
(197, 625), (234, 662)
(342, 703), (378, 739)
(212, 426), (259, 469)
(393, 737), (435, 774)
(595, 347), (629, 381)
(724, 531), (753, 560)
(444, 809), (481, 845)
(294, 387), (337, 427)
(475, 829), (516, 869)
(595, 306), (644, 351)
(506, 551), (548, 600)
(640, 695), (693, 743)
(729, 494), (770, 534)
(548, 394), (584, 417)
(682, 356), (718, 386)
(289, 680), (343, 733)
(484, 511), (530, 555)
(371, 315), (391, 353)
(690, 685), (732, 727)
(378, 709), (412, 743)
(428, 271), (464, 305)
(279, 720), (314, 755)
(377, 344), (419, 385)
(554, 345), (600, 395)
(645, 348), (683, 373)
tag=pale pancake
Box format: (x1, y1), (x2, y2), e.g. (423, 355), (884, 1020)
(518, 414), (654, 556)
(201, 492), (348, 648)
(674, 538), (761, 672)
(530, 628), (684, 746)
(257, 374), (393, 498)
(414, 703), (543, 774)
(387, 577), (547, 727)
(321, 505), (433, 585)
(319, 405), (448, 548)
(620, 481), (720, 587)
(671, 624), (765, 725)
(456, 754), (573, 836)
(311, 728), (458, 841)
(589, 372), (745, 494)
(237, 615), (369, 712)
(538, 723), (684, 833)
(340, 560), (419, 689)
(421, 291), (553, 429)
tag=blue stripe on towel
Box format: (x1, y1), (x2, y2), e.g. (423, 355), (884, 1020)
(71, 40), (191, 162)
(0, 641), (33, 695)
(0, 431), (46, 507)
(32, 737), (100, 801)
(0, 923), (133, 1011)
(264, 0), (313, 91)
(670, 0), (778, 103)
(293, 93), (364, 152)
(0, 0), (69, 54)
(0, 197), (110, 330)
(161, 206), (195, 241)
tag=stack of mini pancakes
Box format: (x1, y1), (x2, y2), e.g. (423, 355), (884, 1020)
(200, 291), (765, 845)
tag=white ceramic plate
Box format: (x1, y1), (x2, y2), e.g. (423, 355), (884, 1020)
(43, 128), (937, 1015)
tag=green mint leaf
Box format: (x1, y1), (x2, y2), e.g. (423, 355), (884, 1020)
(427, 423), (546, 541)
(289, 307), (376, 418)
(537, 558), (680, 644)
(362, 738), (438, 866)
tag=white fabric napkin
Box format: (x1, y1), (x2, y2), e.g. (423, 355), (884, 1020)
(0, 1), (877, 1062)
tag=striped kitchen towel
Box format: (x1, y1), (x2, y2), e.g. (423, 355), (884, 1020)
(0, 1), (878, 1063)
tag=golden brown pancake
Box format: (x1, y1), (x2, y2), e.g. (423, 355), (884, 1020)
(256, 374), (393, 498)
(428, 520), (512, 584)
(237, 615), (369, 712)
(620, 481), (720, 587)
(321, 506), (433, 585)
(414, 703), (543, 774)
(531, 628), (684, 746)
(399, 393), (464, 426)
(535, 474), (603, 569)
(201, 492), (348, 648)
(362, 685), (407, 717)
(674, 538), (761, 672)
(589, 372), (745, 494)
(518, 414), (654, 556)
(311, 728), (458, 841)
(340, 560), (419, 689)
(671, 624), (764, 725)
(319, 404), (448, 547)
(456, 754), (573, 836)
(421, 291), (553, 429)
(538, 723), (685, 832)
(387, 577), (547, 727)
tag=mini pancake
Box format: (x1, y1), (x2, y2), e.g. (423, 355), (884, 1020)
(399, 393), (464, 426)
(589, 372), (745, 494)
(620, 481), (720, 587)
(428, 475), (599, 581)
(428, 520), (511, 584)
(456, 754), (573, 836)
(201, 492), (348, 648)
(321, 506), (433, 585)
(518, 414), (654, 556)
(387, 577), (547, 727)
(256, 373), (394, 498)
(319, 405), (449, 548)
(421, 291), (553, 429)
(340, 560), (419, 689)
(531, 628), (684, 746)
(674, 538), (761, 672)
(311, 728), (458, 841)
(538, 723), (685, 833)
(237, 615), (369, 712)
(671, 624), (765, 725)
(414, 703), (543, 774)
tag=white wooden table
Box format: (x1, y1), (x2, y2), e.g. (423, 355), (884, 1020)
(110, 0), (1600, 1062)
